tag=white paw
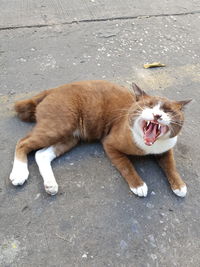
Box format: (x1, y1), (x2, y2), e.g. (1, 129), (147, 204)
(10, 171), (29, 186)
(9, 159), (29, 186)
(130, 182), (148, 197)
(9, 170), (29, 186)
(44, 181), (58, 195)
(173, 185), (187, 197)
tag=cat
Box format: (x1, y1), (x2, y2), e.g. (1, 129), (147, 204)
(9, 80), (191, 197)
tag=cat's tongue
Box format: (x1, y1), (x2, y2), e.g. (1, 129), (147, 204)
(144, 122), (158, 146)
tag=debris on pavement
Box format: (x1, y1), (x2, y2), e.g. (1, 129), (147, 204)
(143, 62), (166, 68)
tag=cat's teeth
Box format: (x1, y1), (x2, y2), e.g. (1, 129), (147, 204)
(158, 124), (161, 130)
(147, 121), (150, 127)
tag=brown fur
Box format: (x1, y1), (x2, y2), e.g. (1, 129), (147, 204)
(15, 90), (51, 122)
(14, 80), (189, 193)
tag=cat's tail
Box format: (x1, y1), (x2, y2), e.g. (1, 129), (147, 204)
(14, 90), (50, 122)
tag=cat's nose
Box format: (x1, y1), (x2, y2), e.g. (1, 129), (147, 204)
(153, 114), (162, 120)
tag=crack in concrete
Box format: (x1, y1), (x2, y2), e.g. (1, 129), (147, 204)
(0, 10), (200, 31)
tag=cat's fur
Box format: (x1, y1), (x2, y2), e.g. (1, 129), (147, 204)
(10, 80), (191, 197)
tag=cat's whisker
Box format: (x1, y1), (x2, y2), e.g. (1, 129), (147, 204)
(136, 103), (145, 112)
(106, 109), (143, 128)
(106, 113), (128, 127)
(170, 120), (184, 127)
(130, 112), (142, 118)
(169, 125), (176, 136)
(112, 108), (130, 112)
(171, 123), (194, 130)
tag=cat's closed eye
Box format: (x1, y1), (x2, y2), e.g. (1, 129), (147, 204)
(146, 101), (157, 109)
(161, 104), (173, 114)
(164, 109), (173, 113)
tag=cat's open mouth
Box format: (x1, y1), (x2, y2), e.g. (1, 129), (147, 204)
(142, 120), (168, 146)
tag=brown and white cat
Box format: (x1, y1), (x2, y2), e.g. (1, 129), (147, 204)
(10, 80), (191, 197)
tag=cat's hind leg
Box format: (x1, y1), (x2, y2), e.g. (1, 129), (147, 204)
(9, 134), (54, 187)
(10, 134), (34, 186)
(35, 138), (78, 195)
(9, 121), (76, 187)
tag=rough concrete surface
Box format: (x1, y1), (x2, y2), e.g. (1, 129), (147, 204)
(0, 1), (200, 266)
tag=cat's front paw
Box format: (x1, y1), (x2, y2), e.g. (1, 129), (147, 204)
(130, 182), (148, 197)
(44, 181), (58, 195)
(172, 185), (187, 197)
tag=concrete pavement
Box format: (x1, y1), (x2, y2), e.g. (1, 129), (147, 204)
(0, 1), (200, 266)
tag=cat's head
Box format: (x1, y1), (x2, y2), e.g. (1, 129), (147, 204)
(130, 83), (192, 146)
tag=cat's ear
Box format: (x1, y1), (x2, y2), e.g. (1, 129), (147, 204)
(132, 83), (148, 100)
(175, 99), (193, 110)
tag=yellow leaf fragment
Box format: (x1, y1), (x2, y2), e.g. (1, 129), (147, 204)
(11, 243), (17, 249)
(143, 62), (166, 69)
